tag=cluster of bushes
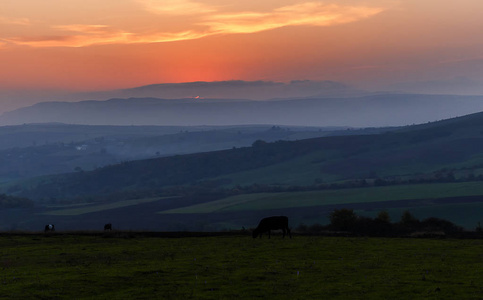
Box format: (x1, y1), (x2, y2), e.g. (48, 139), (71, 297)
(296, 209), (468, 236)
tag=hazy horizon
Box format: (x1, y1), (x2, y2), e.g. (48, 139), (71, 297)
(1, 78), (483, 116)
(1, 0), (483, 115)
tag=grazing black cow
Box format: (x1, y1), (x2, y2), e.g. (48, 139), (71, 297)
(252, 216), (291, 239)
(44, 224), (55, 232)
(104, 223), (112, 231)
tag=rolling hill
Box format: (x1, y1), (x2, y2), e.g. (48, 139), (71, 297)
(0, 123), (384, 182)
(2, 94), (483, 127)
(3, 110), (483, 231)
(6, 110), (483, 200)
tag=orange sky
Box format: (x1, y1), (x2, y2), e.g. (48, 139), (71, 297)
(1, 0), (482, 93)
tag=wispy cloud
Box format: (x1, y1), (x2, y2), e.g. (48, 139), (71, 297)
(53, 24), (111, 34)
(138, 0), (216, 15)
(5, 25), (211, 48)
(202, 3), (384, 34)
(0, 16), (30, 26)
(5, 25), (133, 48)
(4, 1), (386, 48)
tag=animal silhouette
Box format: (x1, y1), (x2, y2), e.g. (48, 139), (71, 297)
(44, 224), (55, 232)
(253, 216), (291, 238)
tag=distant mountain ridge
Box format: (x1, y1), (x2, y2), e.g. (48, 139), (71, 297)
(0, 80), (360, 114)
(81, 80), (360, 101)
(2, 94), (483, 127)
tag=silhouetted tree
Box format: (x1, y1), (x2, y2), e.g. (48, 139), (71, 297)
(398, 210), (419, 232)
(373, 210), (392, 236)
(330, 208), (357, 231)
(400, 210), (418, 225)
(420, 217), (462, 233)
(376, 210), (391, 223)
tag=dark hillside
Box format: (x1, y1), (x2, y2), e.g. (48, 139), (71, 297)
(0, 124), (371, 182)
(6, 110), (483, 202)
(10, 139), (331, 200)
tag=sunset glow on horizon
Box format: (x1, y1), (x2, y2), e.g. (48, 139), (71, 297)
(1, 0), (482, 93)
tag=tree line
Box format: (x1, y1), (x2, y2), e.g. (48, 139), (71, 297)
(296, 208), (482, 236)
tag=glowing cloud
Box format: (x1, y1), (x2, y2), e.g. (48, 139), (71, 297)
(3, 1), (386, 48)
(5, 27), (211, 48)
(5, 25), (134, 48)
(204, 3), (384, 34)
(53, 24), (111, 34)
(138, 0), (216, 15)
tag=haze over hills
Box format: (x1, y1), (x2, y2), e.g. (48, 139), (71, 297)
(0, 80), (360, 114)
(100, 80), (361, 100)
(2, 93), (483, 127)
(2, 81), (483, 232)
(388, 77), (483, 96)
(0, 123), (383, 182)
(7, 109), (483, 200)
(3, 80), (483, 128)
(3, 110), (483, 231)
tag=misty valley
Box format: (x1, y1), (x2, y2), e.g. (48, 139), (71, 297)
(0, 100), (482, 234)
(0, 123), (381, 181)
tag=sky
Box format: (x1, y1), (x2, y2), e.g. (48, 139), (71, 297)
(1, 0), (483, 111)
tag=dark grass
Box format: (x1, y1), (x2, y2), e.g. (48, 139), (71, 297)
(0, 233), (481, 299)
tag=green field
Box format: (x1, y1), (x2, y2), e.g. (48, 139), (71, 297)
(33, 182), (483, 231)
(0, 234), (481, 299)
(161, 182), (483, 214)
(44, 197), (176, 216)
(219, 150), (342, 186)
(157, 182), (483, 229)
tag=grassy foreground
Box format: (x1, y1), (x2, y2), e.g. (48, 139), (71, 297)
(0, 233), (481, 299)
